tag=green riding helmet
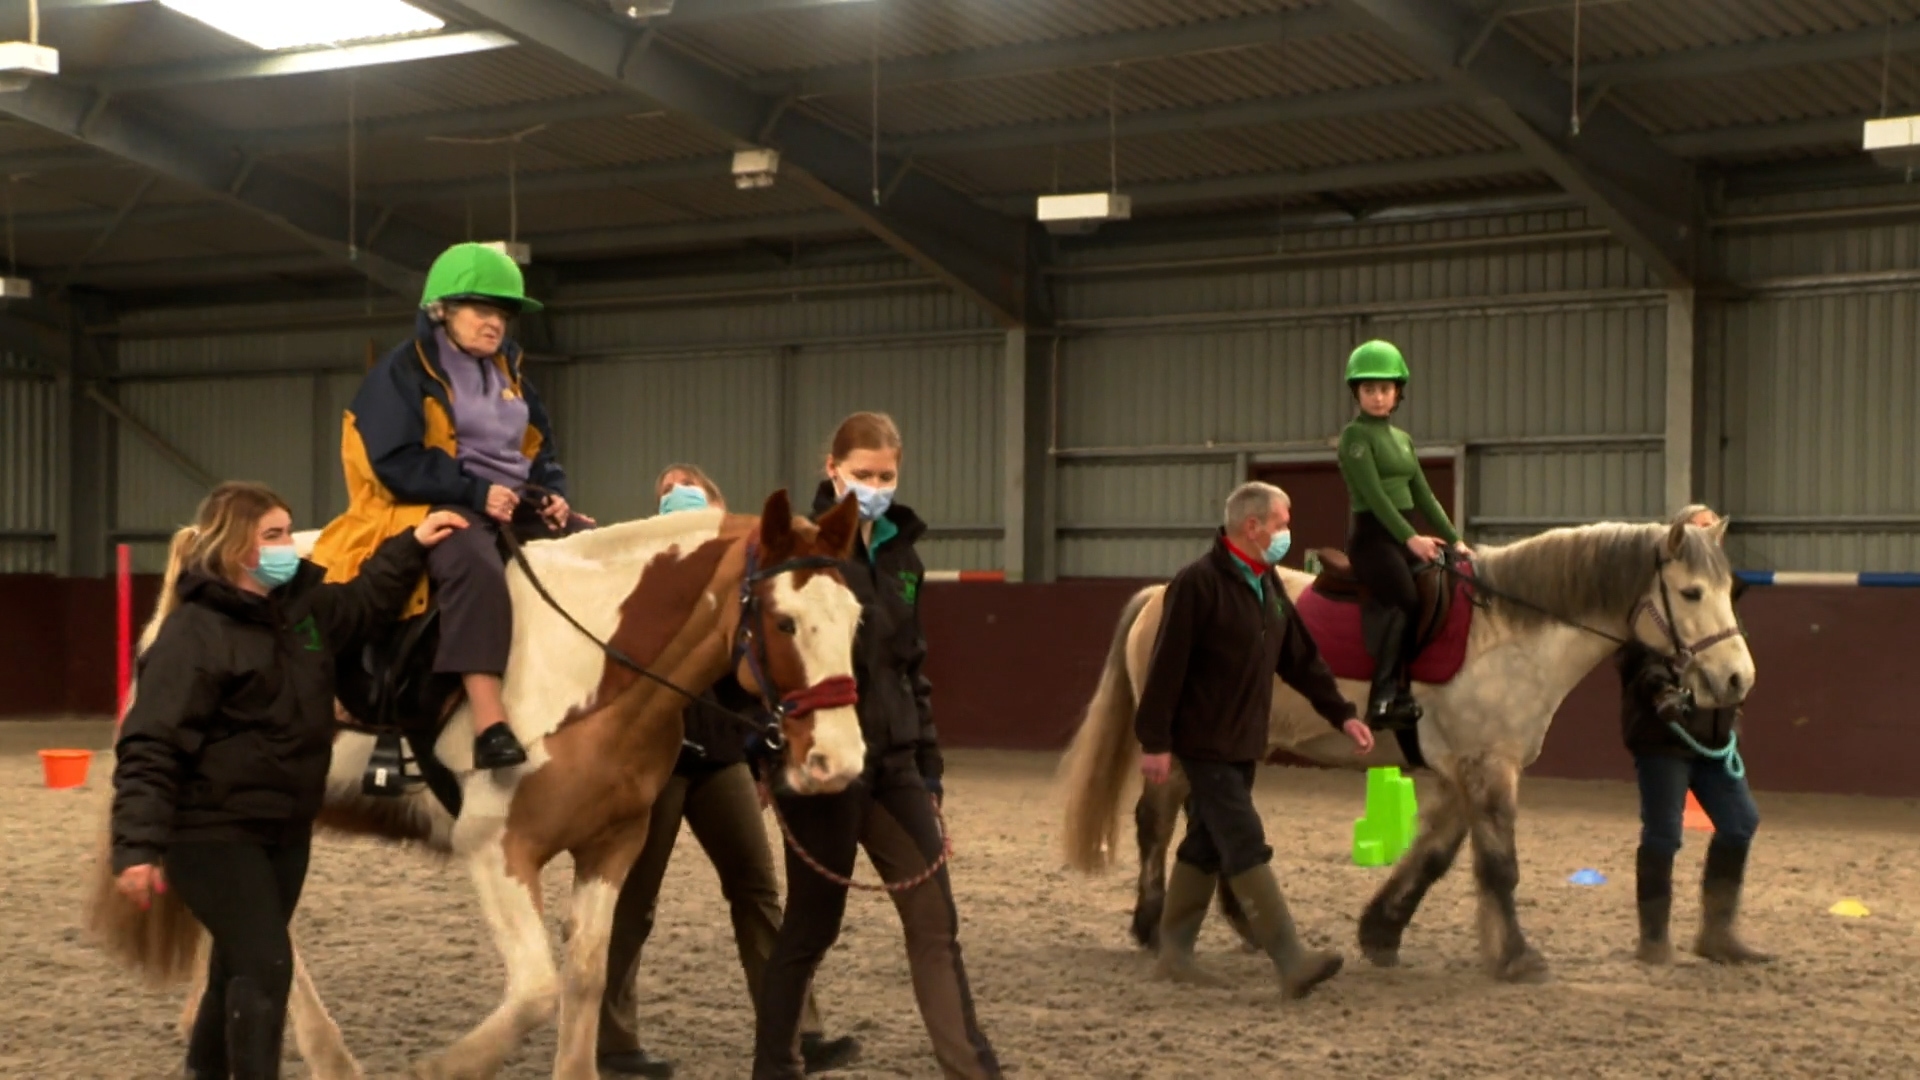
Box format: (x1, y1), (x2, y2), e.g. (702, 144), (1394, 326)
(1346, 339), (1409, 384)
(420, 242), (543, 314)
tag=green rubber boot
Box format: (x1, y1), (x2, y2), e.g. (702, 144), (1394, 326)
(1155, 861), (1228, 987)
(1226, 866), (1345, 1000)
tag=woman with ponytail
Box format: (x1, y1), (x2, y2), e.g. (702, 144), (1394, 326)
(110, 481), (466, 1079)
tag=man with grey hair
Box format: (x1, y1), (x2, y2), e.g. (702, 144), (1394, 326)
(1134, 481), (1372, 999)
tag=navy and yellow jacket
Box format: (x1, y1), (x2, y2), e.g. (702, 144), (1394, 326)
(310, 311), (564, 616)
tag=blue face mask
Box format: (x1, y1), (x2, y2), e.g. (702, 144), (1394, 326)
(249, 545), (300, 591)
(841, 478), (895, 522)
(1264, 529), (1292, 565)
(658, 484), (709, 515)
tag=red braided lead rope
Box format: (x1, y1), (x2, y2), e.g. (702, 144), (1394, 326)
(771, 791), (953, 894)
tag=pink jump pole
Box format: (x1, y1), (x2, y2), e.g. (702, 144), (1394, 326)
(115, 543), (131, 729)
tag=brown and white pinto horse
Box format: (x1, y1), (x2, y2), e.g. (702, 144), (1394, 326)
(83, 490), (866, 1080)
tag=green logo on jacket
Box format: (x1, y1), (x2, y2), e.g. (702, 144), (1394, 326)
(898, 571), (919, 605)
(292, 614), (322, 652)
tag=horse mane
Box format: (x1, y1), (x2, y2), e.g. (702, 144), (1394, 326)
(521, 507), (730, 569)
(1471, 521), (1731, 630)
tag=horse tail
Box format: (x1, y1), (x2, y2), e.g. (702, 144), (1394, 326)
(1058, 585), (1158, 875)
(80, 523), (208, 986)
(79, 814), (206, 988)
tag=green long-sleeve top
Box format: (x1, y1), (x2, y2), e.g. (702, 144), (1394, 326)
(1337, 413), (1460, 545)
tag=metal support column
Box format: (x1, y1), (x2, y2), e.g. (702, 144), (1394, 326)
(1664, 287), (1696, 514)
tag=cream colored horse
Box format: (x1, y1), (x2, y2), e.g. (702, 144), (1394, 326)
(1059, 518), (1753, 983)
(83, 493), (867, 1079)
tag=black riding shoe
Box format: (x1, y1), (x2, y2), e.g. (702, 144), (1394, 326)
(597, 1047), (675, 1078)
(1362, 607), (1422, 731)
(802, 1033), (862, 1074)
(472, 724), (528, 770)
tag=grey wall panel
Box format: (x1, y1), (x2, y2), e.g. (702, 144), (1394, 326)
(115, 378), (316, 533)
(1715, 288), (1920, 571)
(1058, 461), (1239, 530)
(562, 353), (783, 524)
(1, 374), (57, 572)
(117, 313), (408, 376)
(1468, 447), (1664, 529)
(1058, 537), (1210, 580)
(917, 538), (1001, 573)
(788, 342), (1001, 532)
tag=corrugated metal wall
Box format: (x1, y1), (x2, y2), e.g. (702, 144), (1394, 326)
(1709, 192), (1920, 571)
(0, 357), (58, 574)
(71, 194), (1920, 581)
(1051, 207), (1669, 574)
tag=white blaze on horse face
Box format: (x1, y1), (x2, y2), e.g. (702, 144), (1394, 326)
(1651, 561), (1757, 709)
(771, 572), (866, 794)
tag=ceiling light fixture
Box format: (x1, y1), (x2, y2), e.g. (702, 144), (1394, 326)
(158, 0), (444, 52)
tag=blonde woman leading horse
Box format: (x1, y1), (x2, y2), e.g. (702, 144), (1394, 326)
(1060, 516), (1754, 984)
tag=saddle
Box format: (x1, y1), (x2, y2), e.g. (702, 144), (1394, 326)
(334, 607), (466, 817)
(1307, 548), (1456, 657)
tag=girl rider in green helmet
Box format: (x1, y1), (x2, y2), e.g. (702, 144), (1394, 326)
(1336, 340), (1468, 730)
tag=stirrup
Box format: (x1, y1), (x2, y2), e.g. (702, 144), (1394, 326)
(361, 730), (418, 796)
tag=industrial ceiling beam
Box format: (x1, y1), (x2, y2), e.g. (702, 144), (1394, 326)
(445, 0), (1040, 326)
(366, 155), (731, 203)
(896, 82), (1446, 158)
(1574, 20), (1920, 87)
(238, 93), (644, 154)
(650, 0), (880, 26)
(748, 6), (1351, 98)
(89, 29), (518, 93)
(0, 78), (447, 297)
(1658, 116), (1866, 159)
(1336, 0), (1699, 284)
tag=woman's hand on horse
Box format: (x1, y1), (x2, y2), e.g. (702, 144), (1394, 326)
(540, 494), (571, 531)
(414, 511), (471, 548)
(1140, 752), (1172, 786)
(1342, 717), (1376, 755)
(485, 484), (519, 523)
(115, 864), (165, 910)
(1405, 535), (1442, 562)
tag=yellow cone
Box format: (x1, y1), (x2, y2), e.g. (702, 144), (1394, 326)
(1829, 899), (1870, 918)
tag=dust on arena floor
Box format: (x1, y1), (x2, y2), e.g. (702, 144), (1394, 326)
(6, 720), (1918, 1079)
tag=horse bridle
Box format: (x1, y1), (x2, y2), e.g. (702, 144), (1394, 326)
(1632, 552), (1745, 675)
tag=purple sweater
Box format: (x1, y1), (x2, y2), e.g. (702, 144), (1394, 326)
(436, 329), (532, 491)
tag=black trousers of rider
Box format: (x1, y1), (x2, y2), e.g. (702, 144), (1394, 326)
(427, 499), (586, 676)
(1346, 510), (1428, 619)
(754, 751), (1000, 1080)
(170, 834), (312, 1080)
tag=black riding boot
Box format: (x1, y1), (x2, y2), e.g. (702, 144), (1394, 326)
(1635, 845), (1674, 964)
(1362, 606), (1421, 730)
(1695, 836), (1774, 965)
(473, 723), (528, 769)
(225, 976), (285, 1080)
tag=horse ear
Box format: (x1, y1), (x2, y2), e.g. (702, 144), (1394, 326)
(1705, 516), (1729, 548)
(813, 492), (860, 559)
(760, 489), (796, 558)
(1663, 518), (1688, 558)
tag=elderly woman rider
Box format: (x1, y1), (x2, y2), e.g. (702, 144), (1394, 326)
(311, 242), (579, 771)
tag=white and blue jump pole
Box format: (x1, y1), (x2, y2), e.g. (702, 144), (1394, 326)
(1736, 571), (1920, 587)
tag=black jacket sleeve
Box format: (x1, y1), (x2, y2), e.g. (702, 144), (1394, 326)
(309, 532), (429, 648)
(1274, 593), (1358, 729)
(1134, 570), (1205, 755)
(354, 353), (491, 512)
(110, 615), (225, 874)
(905, 604), (942, 784)
(523, 373), (568, 499)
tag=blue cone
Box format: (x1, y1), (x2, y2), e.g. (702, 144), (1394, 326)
(1567, 868), (1607, 886)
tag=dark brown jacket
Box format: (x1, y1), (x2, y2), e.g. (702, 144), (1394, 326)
(111, 533), (426, 873)
(1135, 533), (1356, 763)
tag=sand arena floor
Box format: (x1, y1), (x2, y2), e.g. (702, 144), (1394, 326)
(6, 719), (1920, 1079)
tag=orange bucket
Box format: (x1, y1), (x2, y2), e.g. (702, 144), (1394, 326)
(39, 749), (94, 790)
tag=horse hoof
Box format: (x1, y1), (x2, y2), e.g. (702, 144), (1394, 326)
(1361, 945), (1401, 968)
(1281, 951), (1345, 1000)
(1496, 947), (1550, 984)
